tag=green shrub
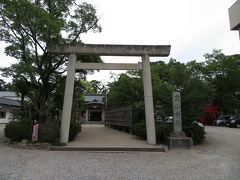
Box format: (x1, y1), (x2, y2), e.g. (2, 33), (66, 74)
(69, 121), (81, 142)
(133, 120), (146, 139)
(133, 120), (205, 145)
(38, 121), (60, 143)
(132, 102), (145, 124)
(183, 123), (206, 145)
(4, 121), (32, 141)
(155, 122), (172, 143)
(133, 121), (172, 143)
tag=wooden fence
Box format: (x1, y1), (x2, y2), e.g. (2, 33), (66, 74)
(105, 105), (133, 131)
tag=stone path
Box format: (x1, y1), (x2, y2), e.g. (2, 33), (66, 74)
(63, 124), (167, 151)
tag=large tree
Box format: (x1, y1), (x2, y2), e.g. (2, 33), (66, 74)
(203, 50), (240, 114)
(107, 59), (215, 124)
(151, 60), (214, 121)
(0, 0), (101, 122)
(107, 73), (144, 107)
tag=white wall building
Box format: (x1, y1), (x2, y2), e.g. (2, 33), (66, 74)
(0, 92), (21, 124)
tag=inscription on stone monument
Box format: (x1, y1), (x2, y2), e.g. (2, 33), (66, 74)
(168, 91), (193, 149)
(172, 92), (182, 133)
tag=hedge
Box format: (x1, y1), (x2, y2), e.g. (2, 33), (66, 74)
(133, 120), (205, 145)
(183, 122), (206, 145)
(4, 120), (81, 143)
(132, 120), (146, 139)
(38, 121), (60, 143)
(69, 121), (81, 141)
(5, 121), (32, 141)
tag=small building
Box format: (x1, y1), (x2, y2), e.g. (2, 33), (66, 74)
(84, 94), (106, 122)
(0, 96), (21, 124)
(0, 91), (20, 101)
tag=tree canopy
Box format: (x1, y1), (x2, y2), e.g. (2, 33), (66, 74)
(0, 0), (101, 122)
(203, 50), (240, 114)
(107, 50), (240, 123)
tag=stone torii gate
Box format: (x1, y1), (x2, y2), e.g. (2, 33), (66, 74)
(48, 44), (171, 145)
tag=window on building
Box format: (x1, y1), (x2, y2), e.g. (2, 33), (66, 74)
(0, 112), (6, 118)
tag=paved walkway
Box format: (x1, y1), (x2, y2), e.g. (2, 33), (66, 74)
(65, 124), (167, 150)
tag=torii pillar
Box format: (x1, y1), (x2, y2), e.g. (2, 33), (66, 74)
(142, 54), (156, 144)
(60, 53), (77, 143)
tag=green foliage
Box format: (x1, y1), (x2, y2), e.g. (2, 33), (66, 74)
(133, 121), (172, 144)
(108, 59), (215, 123)
(4, 119), (81, 143)
(89, 80), (107, 93)
(107, 74), (143, 107)
(4, 118), (81, 143)
(132, 101), (145, 124)
(155, 122), (172, 143)
(183, 123), (206, 145)
(108, 53), (235, 146)
(4, 121), (32, 141)
(152, 59), (214, 119)
(0, 0), (102, 123)
(203, 50), (240, 114)
(133, 120), (205, 145)
(10, 108), (32, 122)
(181, 78), (214, 122)
(71, 81), (86, 122)
(37, 120), (81, 143)
(38, 121), (60, 143)
(151, 64), (174, 118)
(132, 120), (146, 139)
(68, 121), (81, 142)
(0, 79), (7, 91)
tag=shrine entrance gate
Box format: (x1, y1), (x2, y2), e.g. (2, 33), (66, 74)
(48, 44), (171, 145)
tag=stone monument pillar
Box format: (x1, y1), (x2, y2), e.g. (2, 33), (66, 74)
(171, 92), (184, 137)
(168, 92), (192, 149)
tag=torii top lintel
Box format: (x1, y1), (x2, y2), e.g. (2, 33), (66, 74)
(47, 44), (171, 57)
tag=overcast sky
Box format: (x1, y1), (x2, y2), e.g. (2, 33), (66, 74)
(0, 0), (239, 83)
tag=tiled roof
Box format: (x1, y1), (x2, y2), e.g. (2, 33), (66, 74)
(0, 97), (21, 107)
(0, 91), (18, 97)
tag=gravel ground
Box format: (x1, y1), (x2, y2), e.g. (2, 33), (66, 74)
(0, 124), (6, 143)
(0, 126), (239, 180)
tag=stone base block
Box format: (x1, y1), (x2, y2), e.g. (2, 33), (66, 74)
(167, 137), (193, 149)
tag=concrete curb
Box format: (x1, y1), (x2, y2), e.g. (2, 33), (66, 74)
(50, 146), (168, 152)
